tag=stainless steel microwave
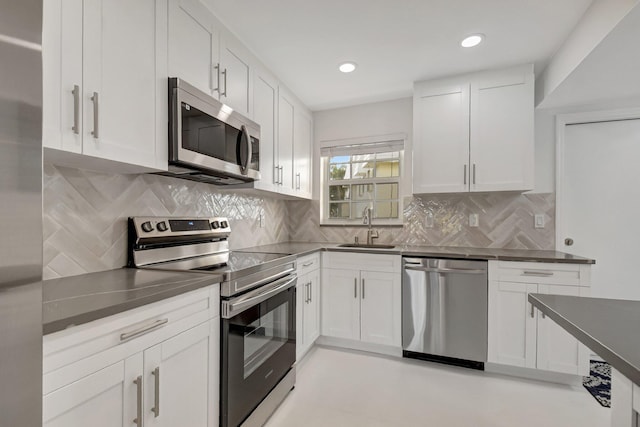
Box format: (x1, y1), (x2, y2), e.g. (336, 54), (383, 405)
(165, 78), (260, 185)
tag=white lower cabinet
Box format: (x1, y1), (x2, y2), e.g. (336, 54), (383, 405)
(488, 261), (590, 376)
(43, 287), (219, 427)
(296, 254), (321, 360)
(321, 252), (401, 348)
(611, 369), (640, 427)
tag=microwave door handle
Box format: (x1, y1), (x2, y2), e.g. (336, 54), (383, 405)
(238, 125), (251, 174)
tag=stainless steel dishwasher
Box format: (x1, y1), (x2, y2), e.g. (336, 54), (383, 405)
(402, 257), (488, 370)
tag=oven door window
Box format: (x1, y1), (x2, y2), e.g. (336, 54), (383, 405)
(222, 285), (296, 427)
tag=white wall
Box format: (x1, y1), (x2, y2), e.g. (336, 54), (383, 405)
(312, 97), (413, 199)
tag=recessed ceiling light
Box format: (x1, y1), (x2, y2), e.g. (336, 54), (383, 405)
(339, 62), (357, 73)
(461, 34), (484, 48)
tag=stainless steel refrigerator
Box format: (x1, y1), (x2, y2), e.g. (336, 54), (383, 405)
(0, 0), (43, 426)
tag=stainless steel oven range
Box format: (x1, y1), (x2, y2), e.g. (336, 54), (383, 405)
(128, 217), (296, 427)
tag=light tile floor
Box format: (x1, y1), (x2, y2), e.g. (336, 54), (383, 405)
(266, 347), (609, 427)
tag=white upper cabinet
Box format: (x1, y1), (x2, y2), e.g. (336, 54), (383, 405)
(413, 64), (534, 194)
(168, 0), (221, 98)
(293, 106), (313, 198)
(277, 88), (295, 192)
(252, 66), (279, 192)
(43, 0), (168, 172)
(219, 31), (252, 117)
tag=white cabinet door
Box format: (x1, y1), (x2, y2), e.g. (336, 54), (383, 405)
(295, 274), (307, 360)
(360, 271), (401, 346)
(42, 0), (83, 153)
(322, 268), (360, 340)
(488, 281), (537, 368)
(412, 82), (470, 194)
(144, 321), (214, 427)
(252, 67), (279, 191)
(83, 0), (166, 170)
(168, 0), (220, 98)
(43, 356), (140, 427)
(304, 270), (321, 347)
(220, 33), (251, 117)
(536, 285), (589, 375)
(469, 68), (534, 192)
(293, 106), (312, 198)
(277, 89), (295, 192)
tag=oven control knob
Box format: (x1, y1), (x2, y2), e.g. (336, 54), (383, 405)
(220, 221), (228, 228)
(157, 221), (168, 232)
(141, 221), (154, 232)
(211, 221), (220, 229)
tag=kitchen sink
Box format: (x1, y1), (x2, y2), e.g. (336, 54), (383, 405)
(337, 243), (396, 249)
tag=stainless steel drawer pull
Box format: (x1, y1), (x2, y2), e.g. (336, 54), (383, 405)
(71, 85), (80, 134)
(90, 92), (99, 138)
(405, 266), (486, 275)
(530, 303), (535, 318)
(151, 367), (160, 417)
(463, 164), (467, 185)
(302, 261), (314, 267)
(120, 318), (169, 342)
(354, 278), (357, 298)
(522, 271), (554, 277)
(133, 375), (143, 426)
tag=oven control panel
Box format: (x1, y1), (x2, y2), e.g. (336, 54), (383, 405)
(130, 216), (231, 240)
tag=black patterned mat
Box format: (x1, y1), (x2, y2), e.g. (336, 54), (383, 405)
(583, 360), (611, 408)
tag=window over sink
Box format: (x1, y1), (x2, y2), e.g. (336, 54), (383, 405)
(320, 135), (405, 225)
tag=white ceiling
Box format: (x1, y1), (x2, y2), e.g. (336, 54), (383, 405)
(203, 0), (593, 111)
(538, 3), (640, 109)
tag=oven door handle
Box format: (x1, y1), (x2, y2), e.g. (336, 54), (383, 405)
(222, 275), (297, 318)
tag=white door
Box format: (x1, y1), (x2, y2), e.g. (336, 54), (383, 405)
(293, 106), (312, 197)
(83, 0), (164, 169)
(168, 0), (220, 98)
(277, 90), (295, 192)
(295, 274), (307, 360)
(252, 67), (279, 191)
(360, 271), (401, 346)
(469, 70), (534, 192)
(487, 281), (537, 368)
(536, 284), (589, 375)
(321, 268), (360, 340)
(43, 356), (141, 427)
(220, 33), (251, 116)
(412, 82), (469, 194)
(561, 118), (640, 300)
(304, 270), (321, 346)
(42, 0), (83, 153)
(144, 321), (214, 427)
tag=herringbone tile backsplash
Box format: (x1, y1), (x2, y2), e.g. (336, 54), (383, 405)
(43, 164), (555, 280)
(43, 164), (289, 279)
(287, 193), (555, 249)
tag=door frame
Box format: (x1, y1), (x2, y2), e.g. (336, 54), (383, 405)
(555, 107), (640, 250)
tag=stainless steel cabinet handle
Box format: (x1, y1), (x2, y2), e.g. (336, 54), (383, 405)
(133, 375), (143, 427)
(296, 173), (301, 190)
(279, 166), (284, 185)
(90, 92), (99, 138)
(354, 278), (357, 298)
(120, 318), (169, 342)
(405, 266), (486, 274)
(309, 282), (312, 303)
(213, 63), (220, 93)
(522, 271), (554, 277)
(472, 163), (476, 185)
(274, 165), (280, 184)
(304, 282), (309, 303)
(361, 279), (365, 299)
(221, 68), (228, 97)
(541, 312), (546, 319)
(302, 261), (314, 267)
(530, 303), (535, 318)
(151, 367), (160, 417)
(463, 164), (467, 185)
(71, 85), (80, 134)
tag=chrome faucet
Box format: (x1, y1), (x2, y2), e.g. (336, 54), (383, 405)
(362, 207), (379, 245)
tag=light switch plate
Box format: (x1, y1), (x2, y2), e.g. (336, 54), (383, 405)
(259, 211), (265, 228)
(469, 213), (479, 227)
(425, 211), (434, 228)
(534, 214), (545, 229)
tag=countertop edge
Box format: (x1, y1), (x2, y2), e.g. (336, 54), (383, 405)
(528, 294), (640, 385)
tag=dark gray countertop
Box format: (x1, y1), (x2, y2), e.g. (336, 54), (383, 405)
(235, 242), (594, 264)
(43, 268), (221, 335)
(529, 294), (640, 385)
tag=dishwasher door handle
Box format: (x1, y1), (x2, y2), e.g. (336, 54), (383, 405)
(405, 266), (486, 274)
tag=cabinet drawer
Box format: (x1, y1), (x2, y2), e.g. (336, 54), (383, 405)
(633, 383), (639, 414)
(44, 286), (219, 390)
(323, 251), (401, 273)
(492, 261), (587, 286)
(297, 252), (320, 276)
